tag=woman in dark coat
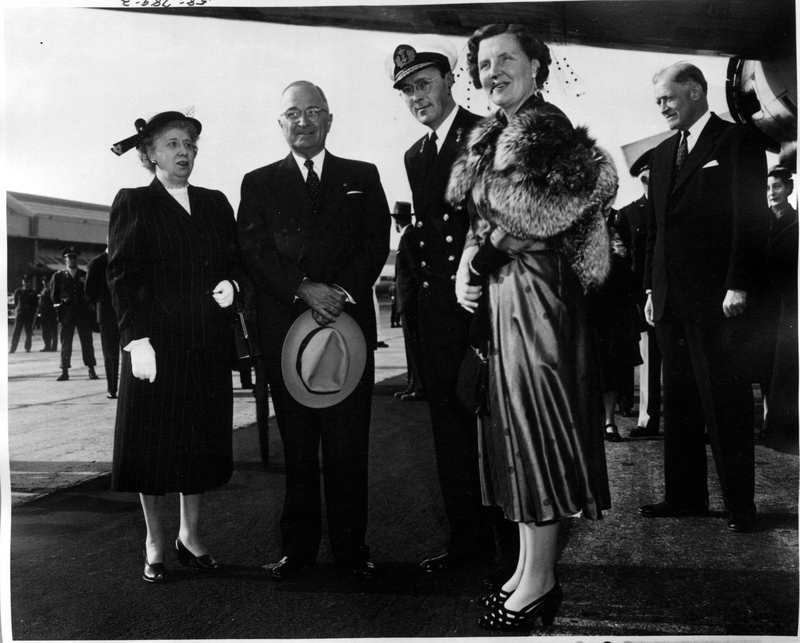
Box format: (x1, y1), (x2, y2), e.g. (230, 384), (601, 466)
(108, 111), (240, 583)
(448, 23), (615, 632)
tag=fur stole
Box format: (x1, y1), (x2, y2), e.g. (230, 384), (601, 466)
(446, 100), (618, 290)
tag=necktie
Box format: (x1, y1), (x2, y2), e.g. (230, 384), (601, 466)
(304, 159), (320, 209)
(675, 130), (689, 171)
(424, 131), (438, 168)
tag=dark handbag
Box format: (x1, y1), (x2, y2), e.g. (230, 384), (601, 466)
(233, 289), (253, 362)
(456, 346), (489, 415)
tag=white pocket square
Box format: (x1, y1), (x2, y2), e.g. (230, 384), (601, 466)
(703, 160), (719, 168)
(346, 190), (363, 195)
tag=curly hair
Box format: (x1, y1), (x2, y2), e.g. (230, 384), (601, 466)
(466, 23), (551, 90)
(137, 119), (200, 173)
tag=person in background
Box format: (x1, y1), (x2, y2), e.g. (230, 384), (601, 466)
(36, 279), (58, 352)
(9, 275), (40, 354)
(449, 23), (614, 630)
(389, 34), (518, 583)
(587, 208), (642, 441)
(617, 149), (662, 438)
(50, 247), (98, 381)
(373, 286), (389, 348)
(85, 247), (121, 399)
(760, 164), (798, 454)
(108, 110), (240, 583)
(392, 201), (426, 402)
(640, 62), (770, 533)
(237, 81), (390, 581)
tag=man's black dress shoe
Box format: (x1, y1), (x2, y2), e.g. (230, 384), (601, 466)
(88, 367), (99, 380)
(107, 393), (118, 399)
(727, 511), (756, 533)
(394, 389), (412, 399)
(263, 555), (307, 579)
(401, 392), (426, 402)
(639, 501), (709, 518)
(349, 560), (378, 580)
(419, 552), (452, 573)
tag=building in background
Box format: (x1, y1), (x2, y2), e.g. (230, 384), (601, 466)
(7, 192), (109, 292)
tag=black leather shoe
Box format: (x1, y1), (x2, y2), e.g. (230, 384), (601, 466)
(419, 552), (451, 573)
(401, 392), (426, 402)
(142, 544), (167, 584)
(604, 423), (622, 442)
(88, 367), (99, 380)
(263, 555), (307, 579)
(349, 560), (378, 580)
(175, 538), (220, 572)
(629, 425), (660, 438)
(639, 501), (709, 518)
(56, 370), (69, 381)
(107, 393), (118, 399)
(727, 511), (756, 533)
(394, 389), (412, 399)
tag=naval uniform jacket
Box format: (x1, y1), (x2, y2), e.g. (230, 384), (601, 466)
(107, 178), (240, 494)
(404, 106), (481, 344)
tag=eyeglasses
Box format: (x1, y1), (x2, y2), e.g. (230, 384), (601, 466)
(398, 75), (443, 99)
(280, 107), (328, 123)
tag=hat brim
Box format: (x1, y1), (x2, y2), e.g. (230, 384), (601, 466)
(281, 311), (367, 409)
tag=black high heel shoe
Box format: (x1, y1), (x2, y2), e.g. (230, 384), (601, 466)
(477, 588), (512, 610)
(175, 538), (220, 572)
(142, 543), (167, 584)
(478, 582), (563, 631)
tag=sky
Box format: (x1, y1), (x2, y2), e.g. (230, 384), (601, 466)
(2, 1), (757, 250)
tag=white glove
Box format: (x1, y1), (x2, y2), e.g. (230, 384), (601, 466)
(212, 280), (234, 308)
(129, 339), (157, 383)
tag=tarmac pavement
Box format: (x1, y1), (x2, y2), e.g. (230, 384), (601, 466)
(4, 305), (799, 638)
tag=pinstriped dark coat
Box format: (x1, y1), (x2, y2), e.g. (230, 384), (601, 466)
(108, 178), (240, 494)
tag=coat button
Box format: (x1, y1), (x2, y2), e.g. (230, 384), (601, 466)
(421, 261), (427, 268)
(446, 236), (453, 243)
(419, 241), (425, 247)
(443, 214), (449, 221)
(448, 255), (455, 261)
(416, 221), (423, 228)
(422, 281), (430, 289)
(451, 275), (457, 281)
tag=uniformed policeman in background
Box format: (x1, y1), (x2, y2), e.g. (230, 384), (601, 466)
(9, 275), (40, 353)
(50, 246), (98, 381)
(388, 35), (518, 583)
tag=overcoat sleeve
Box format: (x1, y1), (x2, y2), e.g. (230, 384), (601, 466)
(107, 188), (152, 346)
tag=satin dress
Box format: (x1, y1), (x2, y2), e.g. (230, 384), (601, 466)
(477, 231), (611, 524)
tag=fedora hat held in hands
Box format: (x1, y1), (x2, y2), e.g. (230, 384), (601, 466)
(281, 311), (367, 409)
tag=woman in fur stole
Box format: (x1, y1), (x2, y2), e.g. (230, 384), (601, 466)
(446, 23), (618, 631)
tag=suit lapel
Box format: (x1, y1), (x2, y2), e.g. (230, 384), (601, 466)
(150, 177), (193, 221)
(300, 152), (348, 260)
(672, 115), (722, 194)
(417, 107), (470, 215)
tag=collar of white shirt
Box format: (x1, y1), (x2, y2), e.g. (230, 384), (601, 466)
(292, 148), (327, 182)
(684, 110), (712, 155)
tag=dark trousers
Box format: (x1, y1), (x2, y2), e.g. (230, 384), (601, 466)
(422, 339), (516, 564)
(40, 315), (58, 350)
(99, 320), (120, 395)
(401, 314), (426, 395)
(642, 326), (662, 431)
(265, 352), (375, 565)
(59, 308), (96, 370)
(656, 309), (755, 514)
(10, 313), (35, 352)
